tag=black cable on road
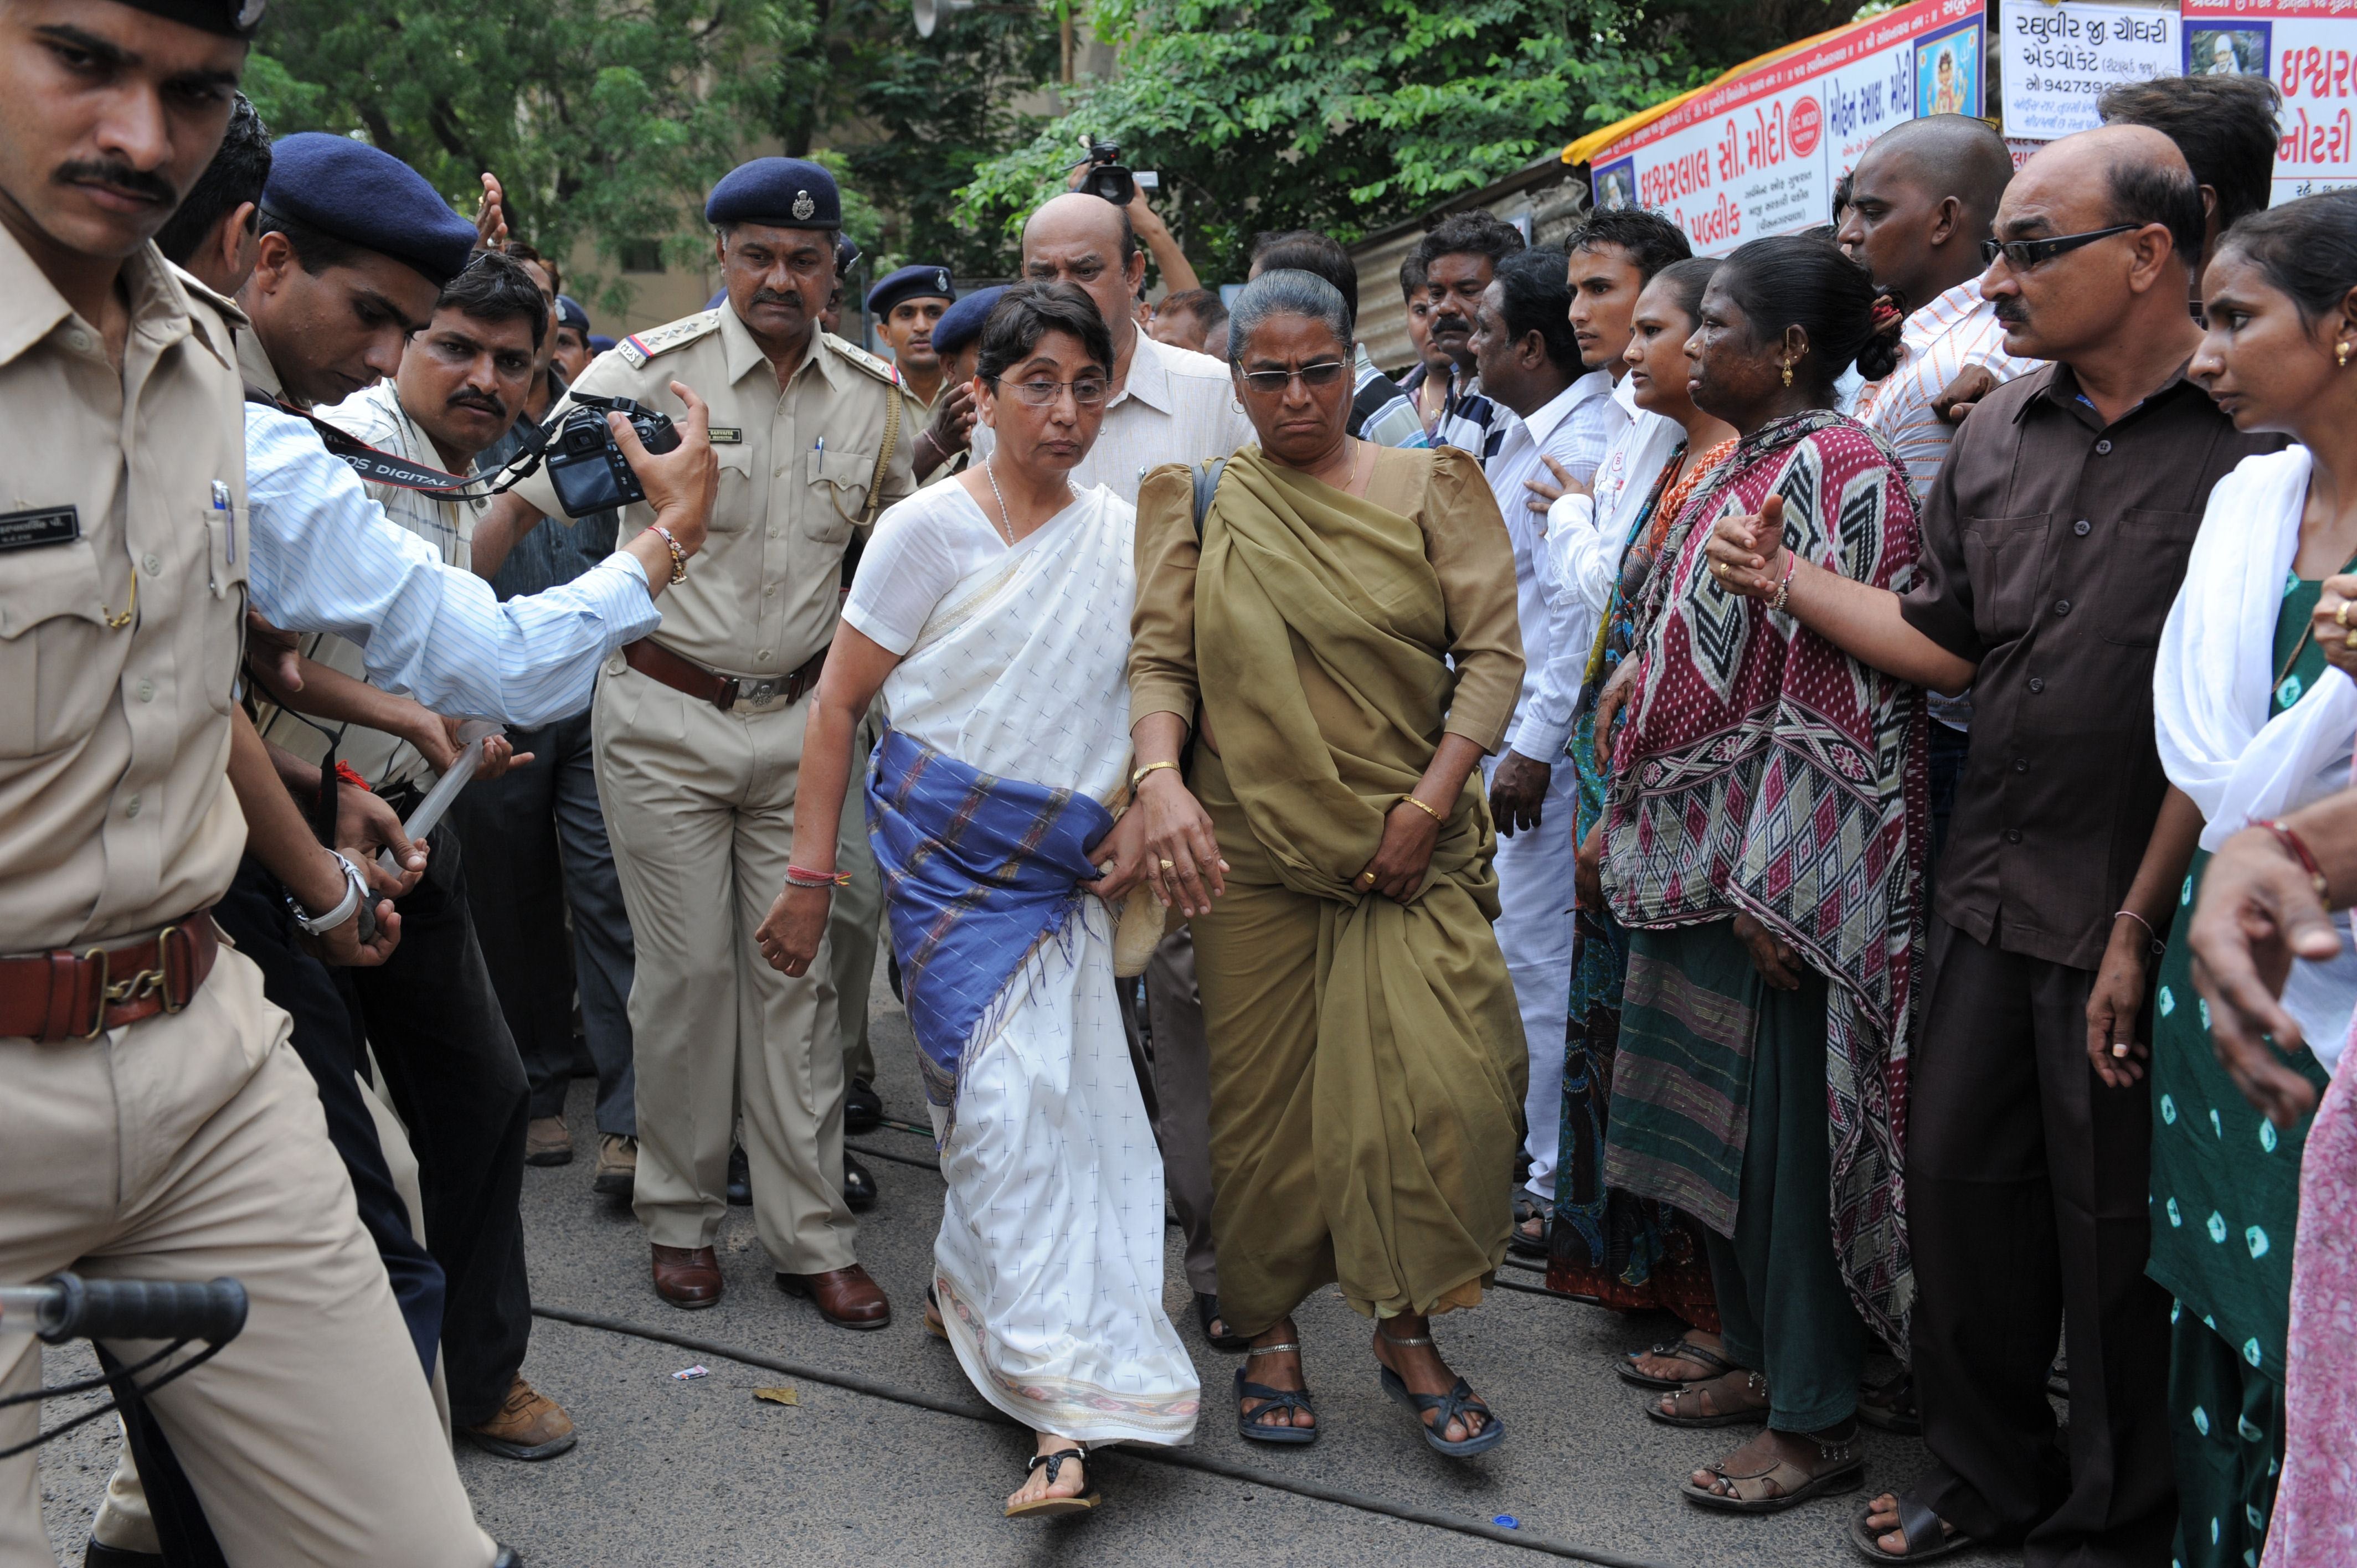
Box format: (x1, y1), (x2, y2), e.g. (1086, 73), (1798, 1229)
(532, 1303), (1672, 1568)
(844, 1138), (939, 1172)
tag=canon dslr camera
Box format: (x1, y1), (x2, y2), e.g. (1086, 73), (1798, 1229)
(543, 393), (681, 518)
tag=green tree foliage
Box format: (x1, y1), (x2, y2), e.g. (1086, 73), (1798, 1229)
(245, 1), (773, 311)
(757, 0), (1062, 276)
(960, 0), (1826, 279)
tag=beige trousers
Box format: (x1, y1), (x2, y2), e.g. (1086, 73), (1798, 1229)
(0, 947), (492, 1568)
(593, 660), (856, 1271)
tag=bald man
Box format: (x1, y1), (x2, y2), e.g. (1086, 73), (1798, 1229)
(1708, 125), (2283, 1564)
(1841, 116), (2041, 496)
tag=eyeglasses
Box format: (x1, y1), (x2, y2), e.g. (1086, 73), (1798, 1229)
(1237, 360), (1350, 395)
(987, 375), (1109, 407)
(1980, 224), (2139, 271)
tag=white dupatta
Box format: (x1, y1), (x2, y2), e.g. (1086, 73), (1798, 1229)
(2156, 445), (2357, 1069)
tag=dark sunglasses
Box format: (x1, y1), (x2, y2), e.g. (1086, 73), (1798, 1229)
(1237, 360), (1350, 395)
(1980, 224), (2139, 271)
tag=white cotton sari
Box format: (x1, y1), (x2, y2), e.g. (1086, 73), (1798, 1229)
(871, 481), (1200, 1446)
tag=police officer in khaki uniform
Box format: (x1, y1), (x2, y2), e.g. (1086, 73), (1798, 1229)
(478, 158), (914, 1324)
(0, 3), (501, 1561)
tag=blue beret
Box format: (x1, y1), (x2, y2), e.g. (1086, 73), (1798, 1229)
(554, 294), (590, 334)
(931, 285), (1008, 359)
(836, 234), (862, 276)
(263, 133), (477, 287)
(867, 264), (955, 319)
(705, 157), (841, 232)
(587, 333), (617, 354)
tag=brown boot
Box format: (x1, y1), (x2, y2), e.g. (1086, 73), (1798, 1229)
(524, 1116), (571, 1166)
(463, 1375), (577, 1461)
(652, 1242), (722, 1308)
(593, 1133), (636, 1198)
(775, 1263), (891, 1330)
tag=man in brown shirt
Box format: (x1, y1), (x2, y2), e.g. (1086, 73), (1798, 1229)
(1707, 126), (2278, 1563)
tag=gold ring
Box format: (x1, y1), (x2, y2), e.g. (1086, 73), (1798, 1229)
(2344, 628), (2357, 651)
(1360, 871), (1377, 885)
(1158, 858), (1176, 871)
(2339, 600), (2353, 629)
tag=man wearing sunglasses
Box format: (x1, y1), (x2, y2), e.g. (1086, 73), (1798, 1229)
(1705, 124), (2284, 1565)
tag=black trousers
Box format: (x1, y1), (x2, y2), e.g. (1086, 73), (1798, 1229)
(1908, 916), (2176, 1566)
(447, 710), (637, 1136)
(343, 823), (533, 1428)
(211, 857), (444, 1375)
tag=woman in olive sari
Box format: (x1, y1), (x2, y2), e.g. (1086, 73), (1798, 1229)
(1126, 269), (1527, 1457)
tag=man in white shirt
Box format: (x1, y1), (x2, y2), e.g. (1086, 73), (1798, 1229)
(1469, 246), (1622, 1231)
(986, 190), (1254, 1345)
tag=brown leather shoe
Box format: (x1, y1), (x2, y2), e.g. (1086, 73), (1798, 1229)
(525, 1116), (572, 1166)
(593, 1133), (636, 1199)
(651, 1243), (723, 1308)
(463, 1375), (577, 1461)
(776, 1263), (891, 1330)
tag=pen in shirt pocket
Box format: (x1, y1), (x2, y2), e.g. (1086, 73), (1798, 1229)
(213, 479), (234, 565)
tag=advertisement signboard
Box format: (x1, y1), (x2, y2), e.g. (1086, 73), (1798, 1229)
(1999, 0), (2180, 141)
(1587, 0), (1986, 254)
(2183, 0), (2357, 202)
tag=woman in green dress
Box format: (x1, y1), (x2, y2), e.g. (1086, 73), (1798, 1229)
(2149, 190), (2357, 1568)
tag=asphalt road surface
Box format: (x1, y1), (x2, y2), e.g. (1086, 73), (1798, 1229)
(39, 961), (2028, 1567)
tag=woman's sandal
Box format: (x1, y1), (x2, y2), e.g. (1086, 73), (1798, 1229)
(1376, 1332), (1506, 1457)
(1618, 1337), (1740, 1391)
(1509, 1195), (1551, 1259)
(1003, 1448), (1100, 1518)
(1195, 1291), (1249, 1353)
(1646, 1369), (1770, 1428)
(1234, 1343), (1318, 1446)
(1847, 1494), (1974, 1561)
(1680, 1428), (1865, 1514)
(923, 1286), (948, 1342)
(1856, 1369), (1919, 1436)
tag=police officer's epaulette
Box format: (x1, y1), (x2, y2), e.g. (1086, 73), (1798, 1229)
(821, 332), (904, 390)
(615, 310), (721, 370)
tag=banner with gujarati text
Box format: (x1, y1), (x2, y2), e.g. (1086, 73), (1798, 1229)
(2183, 0), (2357, 203)
(1581, 0), (1986, 254)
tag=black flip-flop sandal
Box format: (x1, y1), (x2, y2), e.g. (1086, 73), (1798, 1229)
(1376, 1330), (1505, 1457)
(1195, 1291), (1249, 1353)
(1234, 1343), (1318, 1446)
(1647, 1369), (1771, 1428)
(1848, 1494), (1974, 1561)
(1618, 1337), (1740, 1391)
(1681, 1430), (1864, 1514)
(1005, 1448), (1100, 1518)
(1509, 1195), (1551, 1259)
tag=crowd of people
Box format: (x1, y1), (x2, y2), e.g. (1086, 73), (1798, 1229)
(12, 2), (2357, 1566)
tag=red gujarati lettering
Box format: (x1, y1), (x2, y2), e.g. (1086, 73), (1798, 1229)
(2281, 103), (2355, 166)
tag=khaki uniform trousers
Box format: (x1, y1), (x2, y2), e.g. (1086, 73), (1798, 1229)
(0, 947), (491, 1568)
(594, 661), (856, 1271)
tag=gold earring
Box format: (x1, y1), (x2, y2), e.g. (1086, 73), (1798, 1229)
(2340, 341), (2350, 369)
(1781, 359), (1794, 388)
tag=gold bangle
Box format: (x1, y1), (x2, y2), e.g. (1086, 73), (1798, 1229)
(1399, 793), (1444, 823)
(1131, 759), (1180, 790)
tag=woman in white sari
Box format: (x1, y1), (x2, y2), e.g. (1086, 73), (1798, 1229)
(758, 282), (1198, 1516)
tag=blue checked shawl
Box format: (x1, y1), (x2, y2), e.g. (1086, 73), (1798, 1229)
(867, 726), (1114, 1132)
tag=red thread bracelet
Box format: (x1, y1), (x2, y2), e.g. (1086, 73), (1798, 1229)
(2256, 818), (2332, 903)
(783, 865), (851, 890)
(335, 761), (374, 793)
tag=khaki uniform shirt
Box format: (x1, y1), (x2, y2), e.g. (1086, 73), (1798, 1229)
(0, 230), (249, 952)
(508, 307), (916, 679)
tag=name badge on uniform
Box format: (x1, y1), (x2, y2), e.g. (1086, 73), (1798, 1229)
(0, 505), (79, 552)
(707, 426), (744, 445)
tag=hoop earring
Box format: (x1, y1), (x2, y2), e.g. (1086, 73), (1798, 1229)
(1781, 359), (1794, 388)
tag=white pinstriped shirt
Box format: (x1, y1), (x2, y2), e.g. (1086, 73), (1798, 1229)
(243, 403), (660, 730)
(1853, 278), (2042, 496)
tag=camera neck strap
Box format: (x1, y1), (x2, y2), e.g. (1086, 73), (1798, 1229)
(243, 383), (547, 499)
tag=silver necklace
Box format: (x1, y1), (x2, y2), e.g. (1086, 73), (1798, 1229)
(982, 453), (1069, 547)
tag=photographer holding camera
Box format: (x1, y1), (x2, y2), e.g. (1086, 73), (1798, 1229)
(471, 157), (915, 1327)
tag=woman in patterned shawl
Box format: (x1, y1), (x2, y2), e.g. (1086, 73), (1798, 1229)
(1546, 257), (1740, 1361)
(1596, 232), (1927, 1512)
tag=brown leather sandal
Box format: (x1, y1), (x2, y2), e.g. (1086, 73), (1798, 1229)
(1646, 1368), (1770, 1428)
(1681, 1428), (1865, 1514)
